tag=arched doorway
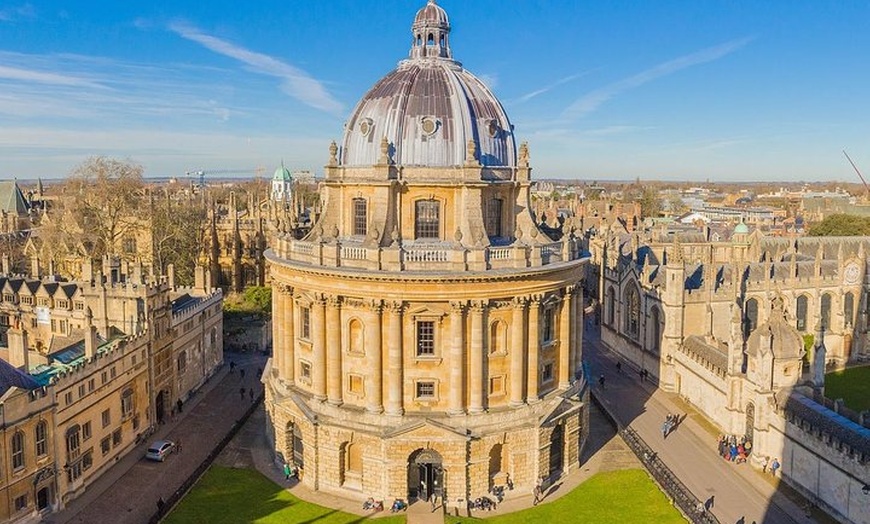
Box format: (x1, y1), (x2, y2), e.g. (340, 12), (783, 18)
(548, 424), (564, 477)
(745, 402), (755, 443)
(408, 448), (443, 503)
(155, 390), (168, 424)
(488, 444), (503, 489)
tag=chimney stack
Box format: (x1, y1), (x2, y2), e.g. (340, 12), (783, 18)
(7, 317), (29, 371)
(85, 307), (98, 359)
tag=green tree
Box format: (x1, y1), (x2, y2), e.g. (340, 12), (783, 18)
(638, 186), (662, 219)
(807, 214), (870, 236)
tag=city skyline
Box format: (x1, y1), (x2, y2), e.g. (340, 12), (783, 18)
(1, 0), (869, 181)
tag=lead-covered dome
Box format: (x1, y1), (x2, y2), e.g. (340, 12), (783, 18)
(339, 0), (517, 169)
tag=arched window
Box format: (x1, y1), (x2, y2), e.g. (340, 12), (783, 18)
(485, 198), (503, 238)
(624, 287), (640, 338)
(416, 34), (422, 46)
(796, 295), (808, 331)
(177, 351), (187, 373)
(821, 293), (832, 330)
(35, 421), (47, 457)
(844, 292), (855, 326)
(211, 326), (217, 347)
(427, 33), (435, 45)
(352, 198), (367, 236)
(415, 200), (440, 239)
(489, 321), (506, 354)
(11, 431), (24, 470)
(607, 287), (616, 326)
(348, 319), (364, 354)
(121, 387), (135, 418)
(744, 298), (759, 338)
(346, 442), (362, 474)
(488, 444), (504, 486)
(650, 307), (661, 353)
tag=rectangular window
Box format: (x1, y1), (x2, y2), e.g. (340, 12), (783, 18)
(82, 421), (92, 441)
(352, 198), (367, 236)
(101, 371), (108, 384)
(60, 319), (68, 333)
(82, 450), (93, 471)
(101, 409), (111, 428)
(542, 363), (554, 383)
(74, 301), (85, 311)
(112, 429), (122, 447)
(88, 379), (95, 392)
(301, 307), (311, 339)
(64, 392), (73, 406)
(300, 361), (312, 381)
(12, 433), (24, 470)
(56, 300), (69, 309)
(416, 321), (435, 356)
(36, 423), (47, 456)
(110, 367), (116, 379)
(31, 317), (37, 328)
(415, 381), (436, 399)
(78, 384), (86, 398)
(21, 296), (33, 305)
(415, 200), (440, 239)
(14, 495), (27, 512)
(485, 198), (503, 237)
(101, 437), (111, 456)
(121, 389), (134, 418)
(542, 308), (554, 343)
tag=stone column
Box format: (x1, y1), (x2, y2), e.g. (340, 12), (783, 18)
(326, 295), (343, 405)
(366, 300), (384, 414)
(313, 295), (327, 400)
(559, 287), (573, 389)
(272, 285), (284, 377)
(469, 301), (486, 413)
(527, 295), (541, 402)
(572, 286), (584, 380)
(283, 287), (296, 385)
(448, 301), (466, 415)
(385, 301), (404, 416)
(510, 297), (527, 406)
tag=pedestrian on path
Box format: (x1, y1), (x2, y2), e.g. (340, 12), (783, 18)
(533, 477), (543, 506)
(283, 462), (292, 480)
(230, 361), (236, 374)
(249, 387), (254, 402)
(615, 361), (622, 374)
(176, 398), (183, 414)
(176, 439), (182, 454)
(770, 457), (780, 477)
(662, 420), (670, 439)
(598, 374), (606, 389)
(761, 456), (769, 473)
(240, 368), (246, 380)
(239, 387), (246, 401)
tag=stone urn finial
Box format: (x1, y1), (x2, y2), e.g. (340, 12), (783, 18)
(328, 141), (338, 166)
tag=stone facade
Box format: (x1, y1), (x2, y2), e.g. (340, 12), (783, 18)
(265, 1), (588, 510)
(0, 263), (222, 521)
(596, 226), (870, 523)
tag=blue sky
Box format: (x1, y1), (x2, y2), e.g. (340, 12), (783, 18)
(1, 0), (869, 182)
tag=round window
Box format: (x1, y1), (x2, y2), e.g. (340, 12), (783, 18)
(420, 117), (438, 136)
(359, 118), (373, 137)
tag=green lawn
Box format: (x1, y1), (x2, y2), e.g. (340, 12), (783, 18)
(446, 469), (684, 524)
(825, 365), (870, 412)
(165, 466), (406, 524)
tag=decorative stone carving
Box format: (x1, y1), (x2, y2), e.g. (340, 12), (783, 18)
(328, 141), (338, 166)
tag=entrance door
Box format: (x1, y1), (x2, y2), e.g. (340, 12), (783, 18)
(156, 390), (167, 424)
(548, 424), (564, 477)
(408, 449), (444, 502)
(37, 487), (49, 510)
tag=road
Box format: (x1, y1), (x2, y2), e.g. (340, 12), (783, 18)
(584, 325), (812, 524)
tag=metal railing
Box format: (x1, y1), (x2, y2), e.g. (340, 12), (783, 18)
(620, 426), (721, 524)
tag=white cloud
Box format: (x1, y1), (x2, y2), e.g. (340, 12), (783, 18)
(478, 73), (499, 90)
(0, 3), (35, 22)
(168, 22), (343, 116)
(514, 72), (590, 104)
(563, 37), (753, 120)
(0, 64), (103, 88)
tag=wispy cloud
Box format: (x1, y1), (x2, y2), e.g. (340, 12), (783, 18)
(0, 64), (103, 88)
(168, 22), (343, 116)
(478, 73), (499, 90)
(0, 3), (35, 22)
(514, 72), (591, 104)
(563, 37), (753, 120)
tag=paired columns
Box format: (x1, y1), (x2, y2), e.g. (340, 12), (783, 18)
(365, 301), (384, 414)
(448, 302), (466, 415)
(326, 297), (342, 405)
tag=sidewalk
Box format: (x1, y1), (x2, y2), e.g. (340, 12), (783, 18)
(585, 329), (814, 524)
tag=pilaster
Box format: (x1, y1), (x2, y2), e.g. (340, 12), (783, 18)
(469, 300), (486, 413)
(385, 301), (405, 416)
(448, 301), (467, 415)
(510, 297), (527, 406)
(366, 300), (384, 414)
(527, 295), (541, 402)
(326, 295), (343, 405)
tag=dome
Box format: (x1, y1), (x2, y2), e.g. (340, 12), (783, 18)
(414, 0), (449, 29)
(272, 164), (292, 182)
(339, 0), (516, 169)
(734, 221), (749, 234)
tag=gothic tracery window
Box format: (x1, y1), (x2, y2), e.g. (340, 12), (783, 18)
(625, 287), (640, 339)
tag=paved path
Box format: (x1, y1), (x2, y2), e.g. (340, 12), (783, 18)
(584, 325), (816, 524)
(46, 351), (266, 524)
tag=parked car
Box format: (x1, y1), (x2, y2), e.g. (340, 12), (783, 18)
(145, 440), (175, 462)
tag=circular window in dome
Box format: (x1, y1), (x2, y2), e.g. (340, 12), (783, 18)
(420, 116), (439, 136)
(359, 118), (374, 137)
(487, 119), (500, 138)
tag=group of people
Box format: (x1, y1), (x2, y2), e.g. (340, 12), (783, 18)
(717, 434), (752, 464)
(661, 413), (682, 439)
(283, 462), (299, 481)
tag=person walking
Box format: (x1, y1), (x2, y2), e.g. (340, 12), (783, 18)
(770, 457), (780, 477)
(229, 361), (236, 374)
(240, 368), (246, 380)
(249, 387), (254, 402)
(239, 387), (246, 401)
(662, 420), (670, 439)
(283, 462), (292, 480)
(176, 398), (183, 414)
(761, 456), (769, 473)
(533, 477), (543, 506)
(598, 374), (606, 389)
(615, 361), (622, 374)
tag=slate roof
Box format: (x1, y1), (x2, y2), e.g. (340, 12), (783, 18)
(682, 335), (728, 372)
(0, 357), (40, 396)
(777, 391), (870, 459)
(0, 180), (29, 215)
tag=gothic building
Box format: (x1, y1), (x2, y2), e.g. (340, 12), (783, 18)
(596, 226), (870, 523)
(265, 1), (589, 509)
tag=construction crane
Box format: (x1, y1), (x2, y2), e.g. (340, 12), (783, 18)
(185, 167), (267, 187)
(843, 150), (869, 201)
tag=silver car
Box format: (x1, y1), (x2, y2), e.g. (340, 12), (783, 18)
(145, 440), (175, 462)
